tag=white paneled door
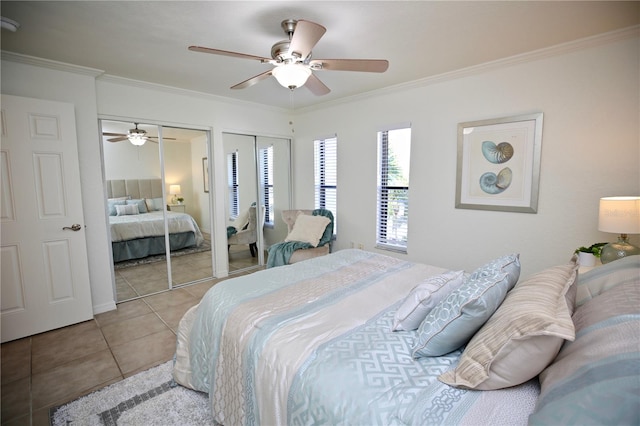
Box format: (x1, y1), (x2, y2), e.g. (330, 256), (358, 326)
(1, 95), (93, 343)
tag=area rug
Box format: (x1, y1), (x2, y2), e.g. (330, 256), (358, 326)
(114, 238), (211, 270)
(49, 361), (213, 425)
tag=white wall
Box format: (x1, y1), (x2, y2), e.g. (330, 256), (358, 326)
(291, 34), (640, 278)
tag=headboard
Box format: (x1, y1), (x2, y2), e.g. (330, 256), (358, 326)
(106, 179), (163, 199)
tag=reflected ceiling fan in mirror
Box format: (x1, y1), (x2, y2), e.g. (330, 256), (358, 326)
(102, 123), (176, 146)
(189, 19), (389, 95)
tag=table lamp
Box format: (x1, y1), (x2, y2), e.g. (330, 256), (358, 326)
(598, 196), (640, 264)
(169, 184), (181, 204)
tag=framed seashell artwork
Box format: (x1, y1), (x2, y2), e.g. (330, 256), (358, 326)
(455, 112), (543, 213)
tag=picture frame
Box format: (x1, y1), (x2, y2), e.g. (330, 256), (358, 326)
(202, 157), (209, 193)
(455, 113), (543, 213)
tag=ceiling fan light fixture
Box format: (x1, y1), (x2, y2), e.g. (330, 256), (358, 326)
(272, 63), (311, 89)
(128, 134), (147, 146)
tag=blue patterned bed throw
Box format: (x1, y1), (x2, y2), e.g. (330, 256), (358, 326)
(173, 249), (539, 425)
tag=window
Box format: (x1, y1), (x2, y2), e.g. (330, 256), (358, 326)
(314, 136), (337, 233)
(376, 125), (411, 252)
(259, 145), (274, 226)
(227, 151), (239, 218)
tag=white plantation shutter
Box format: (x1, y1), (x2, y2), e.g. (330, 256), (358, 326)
(259, 145), (274, 225)
(376, 126), (411, 252)
(314, 136), (337, 234)
(227, 151), (239, 218)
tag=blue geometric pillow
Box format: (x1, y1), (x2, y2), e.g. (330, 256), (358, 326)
(412, 254), (520, 357)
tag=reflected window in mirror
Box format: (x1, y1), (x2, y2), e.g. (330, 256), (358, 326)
(227, 151), (239, 219)
(259, 145), (274, 227)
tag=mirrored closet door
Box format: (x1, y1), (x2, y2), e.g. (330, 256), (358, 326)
(101, 119), (213, 303)
(223, 133), (292, 273)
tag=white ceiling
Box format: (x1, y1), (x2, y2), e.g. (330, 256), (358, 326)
(1, 1), (638, 110)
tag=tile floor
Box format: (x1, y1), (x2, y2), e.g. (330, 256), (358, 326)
(0, 269), (259, 426)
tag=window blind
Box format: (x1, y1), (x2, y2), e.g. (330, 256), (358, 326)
(227, 151), (239, 218)
(376, 127), (411, 252)
(259, 146), (274, 225)
(314, 137), (337, 234)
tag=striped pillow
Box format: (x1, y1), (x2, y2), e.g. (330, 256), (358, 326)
(529, 259), (640, 425)
(439, 258), (578, 390)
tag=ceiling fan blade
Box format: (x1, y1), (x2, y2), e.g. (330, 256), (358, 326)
(288, 20), (326, 59)
(148, 136), (177, 140)
(103, 132), (126, 137)
(107, 137), (129, 142)
(231, 70), (273, 90)
(188, 46), (271, 63)
(310, 59), (389, 73)
(305, 73), (331, 96)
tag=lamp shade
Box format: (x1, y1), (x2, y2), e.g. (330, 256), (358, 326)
(169, 184), (181, 195)
(272, 63), (311, 89)
(598, 196), (640, 234)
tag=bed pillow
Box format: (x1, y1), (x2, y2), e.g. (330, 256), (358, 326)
(439, 259), (578, 390)
(285, 212), (331, 247)
(412, 253), (520, 358)
(145, 197), (164, 212)
(107, 198), (128, 216)
(115, 203), (139, 216)
(529, 269), (640, 425)
(392, 270), (466, 331)
(575, 254), (640, 307)
(126, 198), (148, 214)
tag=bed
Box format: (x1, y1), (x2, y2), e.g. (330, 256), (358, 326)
(173, 249), (639, 425)
(107, 179), (204, 263)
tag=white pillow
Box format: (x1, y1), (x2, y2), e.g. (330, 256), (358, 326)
(234, 208), (251, 230)
(285, 213), (331, 247)
(392, 270), (466, 331)
(115, 203), (139, 216)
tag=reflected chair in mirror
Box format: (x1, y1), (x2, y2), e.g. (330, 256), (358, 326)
(228, 205), (263, 257)
(267, 209), (334, 268)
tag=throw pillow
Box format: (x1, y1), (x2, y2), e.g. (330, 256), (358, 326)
(392, 270), (466, 331)
(234, 208), (251, 230)
(126, 198), (148, 214)
(439, 259), (578, 390)
(115, 203), (139, 216)
(285, 213), (331, 247)
(412, 253), (520, 358)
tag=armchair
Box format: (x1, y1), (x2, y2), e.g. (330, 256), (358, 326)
(227, 205), (262, 257)
(267, 209), (334, 267)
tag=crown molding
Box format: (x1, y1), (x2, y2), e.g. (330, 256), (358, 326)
(1, 50), (104, 77)
(293, 25), (640, 115)
(96, 74), (289, 114)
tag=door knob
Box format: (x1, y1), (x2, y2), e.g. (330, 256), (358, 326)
(63, 224), (82, 231)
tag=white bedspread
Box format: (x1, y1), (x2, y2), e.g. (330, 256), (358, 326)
(173, 249), (539, 425)
(109, 211), (203, 245)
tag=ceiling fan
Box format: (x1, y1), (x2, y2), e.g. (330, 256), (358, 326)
(102, 123), (176, 146)
(188, 19), (389, 95)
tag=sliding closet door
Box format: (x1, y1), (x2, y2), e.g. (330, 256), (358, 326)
(223, 133), (292, 273)
(101, 119), (170, 301)
(223, 133), (261, 273)
(162, 126), (214, 287)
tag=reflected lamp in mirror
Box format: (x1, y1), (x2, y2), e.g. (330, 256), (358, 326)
(169, 184), (182, 204)
(598, 196), (640, 264)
